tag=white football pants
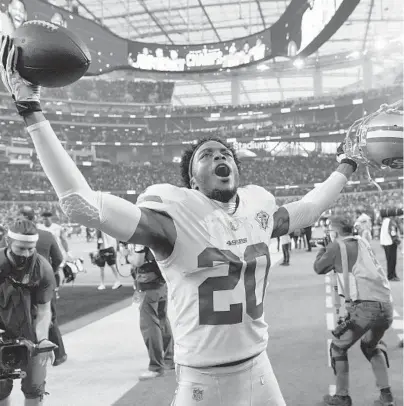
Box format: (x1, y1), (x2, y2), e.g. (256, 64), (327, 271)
(170, 351), (286, 406)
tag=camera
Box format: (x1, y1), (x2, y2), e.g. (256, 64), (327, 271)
(0, 330), (57, 380)
(331, 317), (354, 339)
(89, 251), (100, 265)
(317, 233), (332, 248)
(0, 331), (31, 380)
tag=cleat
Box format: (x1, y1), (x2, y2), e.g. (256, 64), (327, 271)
(138, 370), (164, 380)
(375, 392), (395, 406)
(323, 394), (352, 406)
(112, 282), (122, 290)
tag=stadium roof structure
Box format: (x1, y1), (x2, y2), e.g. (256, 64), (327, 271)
(75, 0), (403, 105)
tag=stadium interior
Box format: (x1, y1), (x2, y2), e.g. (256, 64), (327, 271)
(0, 0), (402, 405)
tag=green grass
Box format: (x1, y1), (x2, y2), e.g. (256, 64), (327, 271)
(55, 285), (134, 326)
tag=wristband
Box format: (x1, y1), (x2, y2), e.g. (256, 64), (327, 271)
(340, 158), (358, 172)
(15, 100), (42, 117)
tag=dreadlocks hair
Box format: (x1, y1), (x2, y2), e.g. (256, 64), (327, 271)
(9, 219), (38, 237)
(180, 137), (241, 189)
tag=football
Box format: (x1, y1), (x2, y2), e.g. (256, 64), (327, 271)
(13, 20), (91, 88)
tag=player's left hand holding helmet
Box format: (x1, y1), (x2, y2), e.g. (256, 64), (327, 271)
(0, 35), (41, 113)
(336, 141), (359, 172)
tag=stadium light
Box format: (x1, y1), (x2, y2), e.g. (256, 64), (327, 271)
(293, 59), (304, 69)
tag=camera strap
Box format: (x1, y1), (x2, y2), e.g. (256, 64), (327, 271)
(337, 239), (351, 305)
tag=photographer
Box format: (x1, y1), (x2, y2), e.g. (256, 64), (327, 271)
(0, 219), (55, 406)
(313, 215), (394, 406)
(131, 245), (174, 380)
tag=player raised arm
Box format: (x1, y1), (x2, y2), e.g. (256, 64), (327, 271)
(271, 147), (358, 238)
(0, 37), (176, 259)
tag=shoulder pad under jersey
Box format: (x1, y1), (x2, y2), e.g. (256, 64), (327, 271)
(136, 183), (190, 212)
(243, 184), (278, 212)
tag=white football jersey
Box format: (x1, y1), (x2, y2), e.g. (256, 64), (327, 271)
(137, 184), (278, 367)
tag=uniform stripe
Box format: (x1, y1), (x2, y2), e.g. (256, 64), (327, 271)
(138, 195), (164, 203)
(367, 125), (403, 132)
(367, 134), (403, 141)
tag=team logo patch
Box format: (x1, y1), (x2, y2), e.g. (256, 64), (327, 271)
(255, 210), (270, 230)
(192, 388), (204, 402)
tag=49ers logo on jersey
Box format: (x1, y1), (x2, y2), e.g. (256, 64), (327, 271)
(255, 210), (270, 230)
(192, 388), (204, 402)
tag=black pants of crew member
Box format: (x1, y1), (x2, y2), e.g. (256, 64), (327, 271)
(49, 294), (66, 359)
(383, 244), (398, 279)
(139, 284), (174, 373)
(304, 226), (312, 251)
(282, 243), (290, 264)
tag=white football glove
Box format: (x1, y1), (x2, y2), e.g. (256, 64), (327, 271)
(0, 35), (40, 103)
(336, 141), (359, 171)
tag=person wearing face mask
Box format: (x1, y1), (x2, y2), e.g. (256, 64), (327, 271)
(313, 215), (394, 406)
(0, 219), (56, 406)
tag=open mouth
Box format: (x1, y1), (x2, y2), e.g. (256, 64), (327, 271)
(215, 163), (231, 177)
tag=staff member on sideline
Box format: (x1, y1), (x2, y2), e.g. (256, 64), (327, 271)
(380, 212), (401, 281)
(19, 206), (68, 367)
(131, 245), (174, 380)
(93, 230), (121, 290)
(313, 215), (394, 406)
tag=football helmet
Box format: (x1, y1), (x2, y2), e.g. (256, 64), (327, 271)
(344, 100), (403, 170)
(343, 100), (403, 191)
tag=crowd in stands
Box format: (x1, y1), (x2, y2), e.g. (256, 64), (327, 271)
(0, 119), (350, 145)
(1, 79), (400, 114)
(0, 155), (401, 202)
(1, 84), (401, 146)
(1, 79), (175, 105)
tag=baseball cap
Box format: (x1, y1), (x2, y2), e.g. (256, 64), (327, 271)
(19, 206), (35, 221)
(41, 211), (53, 218)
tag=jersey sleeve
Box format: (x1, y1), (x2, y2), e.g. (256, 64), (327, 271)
(136, 184), (188, 214)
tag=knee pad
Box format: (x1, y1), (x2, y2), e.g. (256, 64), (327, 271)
(360, 339), (390, 368)
(330, 342), (348, 375)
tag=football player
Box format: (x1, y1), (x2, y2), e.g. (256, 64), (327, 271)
(0, 37), (359, 406)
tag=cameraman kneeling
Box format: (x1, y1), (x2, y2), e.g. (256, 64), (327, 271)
(0, 220), (55, 406)
(313, 215), (394, 406)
